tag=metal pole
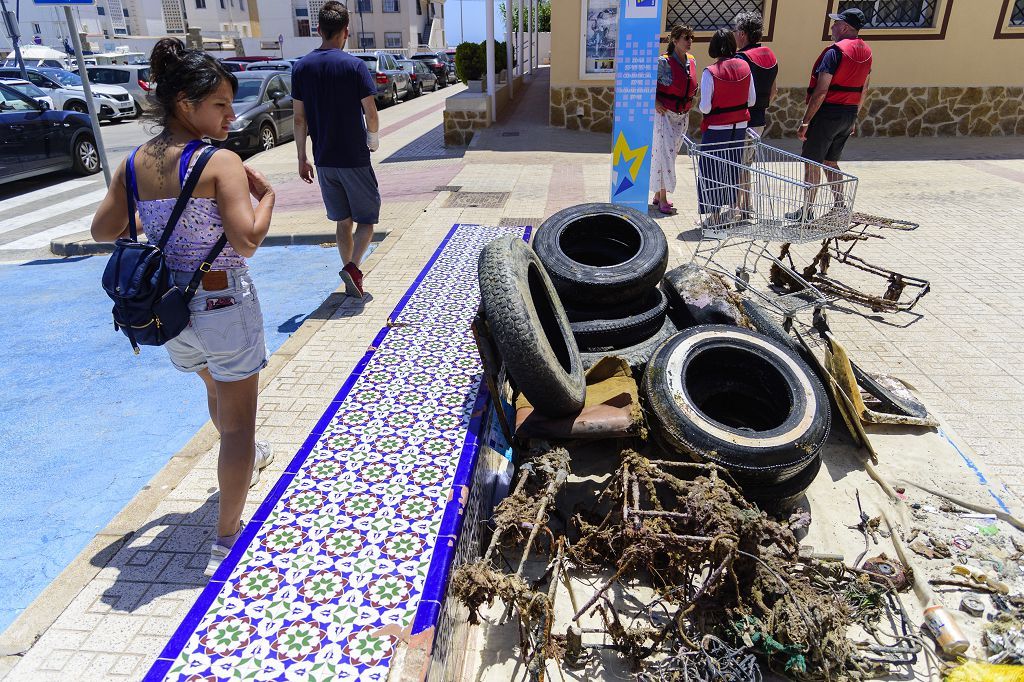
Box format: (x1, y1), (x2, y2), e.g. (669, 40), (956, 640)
(515, 0), (522, 77)
(0, 0), (28, 79)
(504, 0), (512, 97)
(485, 0), (495, 121)
(459, 0), (463, 43)
(64, 5), (111, 186)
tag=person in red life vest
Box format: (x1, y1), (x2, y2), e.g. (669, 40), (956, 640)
(733, 10), (777, 139)
(650, 24), (697, 215)
(789, 7), (872, 221)
(696, 28), (755, 227)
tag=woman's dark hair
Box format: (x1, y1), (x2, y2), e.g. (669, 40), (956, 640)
(145, 38), (238, 126)
(665, 24), (694, 56)
(708, 28), (737, 60)
(733, 10), (764, 44)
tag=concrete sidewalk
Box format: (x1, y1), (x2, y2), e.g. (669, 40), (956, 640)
(4, 67), (1024, 679)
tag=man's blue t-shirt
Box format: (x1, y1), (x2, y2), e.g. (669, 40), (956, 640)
(292, 48), (377, 168)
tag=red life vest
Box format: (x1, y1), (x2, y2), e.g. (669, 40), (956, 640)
(656, 52), (698, 114)
(701, 58), (751, 132)
(806, 38), (872, 106)
(736, 45), (778, 113)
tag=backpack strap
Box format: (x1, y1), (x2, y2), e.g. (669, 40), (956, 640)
(156, 144), (218, 251)
(179, 139), (207, 188)
(125, 146), (142, 242)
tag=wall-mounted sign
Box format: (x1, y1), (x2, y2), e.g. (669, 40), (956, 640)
(580, 0), (617, 79)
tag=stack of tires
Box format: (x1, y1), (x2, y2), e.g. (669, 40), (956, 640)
(641, 324), (831, 510)
(533, 204), (675, 369)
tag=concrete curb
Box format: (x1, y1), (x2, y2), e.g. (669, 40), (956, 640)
(50, 230), (391, 257)
(0, 222), (405, 665)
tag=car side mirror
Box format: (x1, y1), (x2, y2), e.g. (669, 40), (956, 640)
(268, 90), (285, 101)
(37, 100), (50, 110)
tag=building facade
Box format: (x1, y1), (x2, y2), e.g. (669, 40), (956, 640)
(551, 0), (1024, 137)
(254, 0), (445, 53)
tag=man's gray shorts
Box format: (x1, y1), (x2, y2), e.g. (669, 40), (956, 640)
(316, 165), (381, 224)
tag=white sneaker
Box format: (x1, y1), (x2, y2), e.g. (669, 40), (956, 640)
(250, 440), (274, 488)
(205, 522), (244, 577)
(785, 207), (812, 223)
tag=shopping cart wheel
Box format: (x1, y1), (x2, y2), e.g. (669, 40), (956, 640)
(735, 268), (750, 293)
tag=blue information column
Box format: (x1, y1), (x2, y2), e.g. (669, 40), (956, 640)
(609, 0), (662, 211)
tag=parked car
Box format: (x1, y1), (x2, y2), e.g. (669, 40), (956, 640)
(0, 67), (135, 121)
(396, 59), (437, 96)
(410, 53), (450, 87)
(0, 78), (54, 110)
(219, 60), (245, 74)
(349, 51), (411, 106)
(81, 64), (152, 116)
(436, 50), (456, 78)
(0, 81), (100, 184)
(219, 56), (274, 73)
(218, 71), (294, 155)
(245, 60), (293, 72)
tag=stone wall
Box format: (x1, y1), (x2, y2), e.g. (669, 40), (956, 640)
(444, 110), (490, 146)
(549, 86), (615, 132)
(550, 85), (1024, 137)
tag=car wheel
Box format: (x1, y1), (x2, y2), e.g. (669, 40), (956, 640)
(533, 202), (669, 308)
(133, 101), (143, 118)
(65, 100), (88, 114)
(642, 325), (831, 483)
(392, 85), (399, 105)
(258, 124), (277, 152)
(72, 135), (101, 175)
(478, 236), (586, 417)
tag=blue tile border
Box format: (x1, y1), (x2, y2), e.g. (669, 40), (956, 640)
(144, 224), (530, 680)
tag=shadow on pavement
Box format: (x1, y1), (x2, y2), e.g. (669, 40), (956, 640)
(381, 124), (466, 163)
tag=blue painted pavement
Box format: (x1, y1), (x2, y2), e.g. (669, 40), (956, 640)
(0, 245), (373, 632)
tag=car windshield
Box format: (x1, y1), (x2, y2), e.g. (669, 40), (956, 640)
(41, 69), (82, 87)
(9, 81), (45, 98)
(233, 79), (263, 104)
(411, 55), (438, 63)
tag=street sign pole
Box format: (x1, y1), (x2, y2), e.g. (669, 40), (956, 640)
(0, 0), (29, 79)
(63, 4), (111, 186)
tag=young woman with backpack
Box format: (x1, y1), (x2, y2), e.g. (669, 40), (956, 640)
(91, 38), (277, 576)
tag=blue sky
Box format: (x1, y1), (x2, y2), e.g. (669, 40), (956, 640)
(446, 0), (509, 45)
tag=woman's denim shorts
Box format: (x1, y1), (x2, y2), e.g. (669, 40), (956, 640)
(164, 267), (268, 382)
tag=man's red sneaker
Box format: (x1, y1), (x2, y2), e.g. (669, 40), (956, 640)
(340, 262), (364, 298)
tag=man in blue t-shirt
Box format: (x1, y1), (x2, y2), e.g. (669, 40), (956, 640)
(292, 0), (379, 298)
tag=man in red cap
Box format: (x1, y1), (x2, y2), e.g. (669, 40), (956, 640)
(789, 7), (872, 220)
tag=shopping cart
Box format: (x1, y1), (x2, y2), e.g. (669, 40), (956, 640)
(683, 129), (859, 319)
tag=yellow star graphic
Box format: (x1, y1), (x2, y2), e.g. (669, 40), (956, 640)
(612, 131), (648, 182)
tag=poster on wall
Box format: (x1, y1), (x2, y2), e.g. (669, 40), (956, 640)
(581, 0), (618, 78)
(609, 0), (662, 210)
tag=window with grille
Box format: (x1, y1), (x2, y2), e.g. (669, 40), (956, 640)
(384, 0), (400, 11)
(385, 31), (402, 47)
(664, 0), (762, 32)
(359, 32), (376, 48)
(837, 0), (937, 28)
(297, 18), (310, 36)
(1011, 0), (1024, 26)
(196, 0), (206, 7)
(357, 0), (373, 12)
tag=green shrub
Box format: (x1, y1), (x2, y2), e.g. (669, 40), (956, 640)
(455, 42), (484, 83)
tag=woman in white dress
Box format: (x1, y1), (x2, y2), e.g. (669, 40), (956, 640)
(650, 24), (697, 215)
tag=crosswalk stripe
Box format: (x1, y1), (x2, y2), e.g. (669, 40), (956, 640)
(0, 215), (94, 250)
(0, 179), (97, 213)
(0, 189), (108, 236)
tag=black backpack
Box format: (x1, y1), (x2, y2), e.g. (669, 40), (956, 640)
(101, 144), (227, 354)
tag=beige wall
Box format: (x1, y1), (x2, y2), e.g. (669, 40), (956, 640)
(553, 0), (1024, 89)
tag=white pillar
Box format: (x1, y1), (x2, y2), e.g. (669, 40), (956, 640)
(486, 0), (496, 121)
(505, 0), (513, 97)
(515, 0), (523, 77)
(530, 0), (536, 71)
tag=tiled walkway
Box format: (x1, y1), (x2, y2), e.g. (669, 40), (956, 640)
(145, 224), (527, 680)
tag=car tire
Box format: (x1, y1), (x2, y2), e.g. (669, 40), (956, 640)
(533, 203), (669, 308)
(580, 314), (677, 370)
(737, 453), (822, 512)
(133, 101), (143, 118)
(642, 325), (831, 484)
(568, 288), (669, 351)
(479, 236), (586, 417)
(391, 85), (399, 105)
(71, 134), (101, 175)
(65, 100), (87, 114)
(258, 124), (277, 152)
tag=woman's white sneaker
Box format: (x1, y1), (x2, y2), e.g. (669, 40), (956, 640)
(250, 440), (274, 488)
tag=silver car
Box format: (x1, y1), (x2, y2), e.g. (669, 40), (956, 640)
(349, 51), (411, 107)
(83, 65), (152, 116)
(0, 67), (136, 121)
